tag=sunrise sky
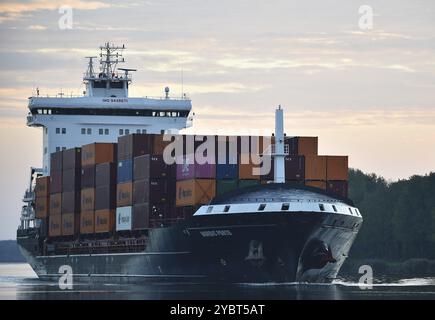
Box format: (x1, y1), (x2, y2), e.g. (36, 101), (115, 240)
(0, 0), (434, 239)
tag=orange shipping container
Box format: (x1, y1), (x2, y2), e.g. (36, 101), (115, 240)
(304, 155), (327, 180)
(176, 179), (216, 207)
(297, 137), (318, 156)
(35, 176), (50, 198)
(239, 154), (261, 180)
(117, 182), (133, 207)
(62, 213), (78, 236)
(82, 143), (116, 167)
(305, 180), (327, 190)
(35, 196), (49, 218)
(48, 214), (62, 237)
(49, 193), (62, 216)
(81, 188), (95, 211)
(95, 209), (115, 233)
(326, 156), (348, 180)
(80, 210), (95, 234)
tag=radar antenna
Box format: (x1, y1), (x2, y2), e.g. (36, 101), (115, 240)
(99, 42), (126, 78)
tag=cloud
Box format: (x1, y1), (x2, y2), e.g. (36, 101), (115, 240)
(27, 24), (47, 30)
(0, 0), (111, 23)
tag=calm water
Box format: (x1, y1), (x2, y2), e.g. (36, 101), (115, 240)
(1, 263), (434, 300)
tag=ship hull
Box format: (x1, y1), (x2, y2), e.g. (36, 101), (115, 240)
(17, 211), (361, 284)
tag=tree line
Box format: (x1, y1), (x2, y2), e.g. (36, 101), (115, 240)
(348, 169), (435, 261)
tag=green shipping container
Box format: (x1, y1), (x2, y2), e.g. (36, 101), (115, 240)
(238, 179), (260, 189)
(216, 180), (238, 196)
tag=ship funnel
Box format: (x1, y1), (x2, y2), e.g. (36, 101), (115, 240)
(274, 105), (286, 183)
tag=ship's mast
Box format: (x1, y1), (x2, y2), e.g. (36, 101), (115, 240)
(99, 42), (125, 77)
(274, 105), (286, 183)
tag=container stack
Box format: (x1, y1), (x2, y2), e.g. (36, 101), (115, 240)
(61, 147), (82, 237)
(49, 151), (63, 237)
(325, 156), (348, 198)
(34, 176), (50, 236)
(175, 135), (216, 219)
(215, 136), (238, 196)
(43, 133), (349, 239)
(133, 154), (175, 228)
(81, 143), (117, 236)
(116, 134), (153, 232)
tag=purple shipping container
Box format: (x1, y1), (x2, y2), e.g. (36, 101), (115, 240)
(62, 168), (81, 192)
(95, 185), (116, 210)
(49, 171), (62, 194)
(176, 154), (215, 180)
(81, 165), (95, 189)
(96, 162), (117, 187)
(327, 181), (348, 198)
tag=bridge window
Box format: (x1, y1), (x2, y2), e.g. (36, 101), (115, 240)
(56, 128), (60, 134)
(319, 204), (325, 211)
(223, 205), (230, 212)
(125, 129), (130, 135)
(93, 80), (107, 88)
(110, 81), (123, 89)
(206, 206), (213, 213)
(81, 128), (86, 135)
(281, 203), (290, 211)
(99, 129), (103, 135)
(119, 129), (124, 135)
(142, 129), (146, 134)
(258, 204), (266, 211)
(62, 128), (66, 134)
(105, 129), (109, 135)
(62, 147), (66, 150)
(332, 205), (337, 212)
(136, 129), (141, 134)
(56, 147), (60, 152)
(348, 208), (353, 215)
(87, 128), (92, 135)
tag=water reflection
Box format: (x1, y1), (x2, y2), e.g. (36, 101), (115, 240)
(1, 264), (435, 300)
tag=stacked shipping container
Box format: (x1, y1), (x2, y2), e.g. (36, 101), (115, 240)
(48, 151), (62, 237)
(80, 143), (117, 236)
(41, 133), (349, 239)
(61, 147), (82, 236)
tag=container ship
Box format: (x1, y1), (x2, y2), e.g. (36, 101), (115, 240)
(17, 43), (362, 283)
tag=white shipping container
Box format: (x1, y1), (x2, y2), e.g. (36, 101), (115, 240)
(116, 206), (132, 231)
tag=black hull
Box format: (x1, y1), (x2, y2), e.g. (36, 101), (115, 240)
(17, 211), (361, 284)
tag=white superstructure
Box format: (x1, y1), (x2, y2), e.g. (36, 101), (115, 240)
(27, 43), (192, 175)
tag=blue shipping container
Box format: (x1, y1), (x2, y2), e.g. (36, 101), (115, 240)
(117, 159), (133, 183)
(216, 163), (238, 179)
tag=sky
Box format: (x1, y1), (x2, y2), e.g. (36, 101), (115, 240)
(0, 0), (434, 239)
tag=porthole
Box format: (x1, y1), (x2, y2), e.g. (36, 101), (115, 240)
(281, 203), (290, 211)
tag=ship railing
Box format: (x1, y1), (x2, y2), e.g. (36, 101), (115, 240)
(83, 73), (133, 82)
(53, 240), (148, 255)
(231, 197), (343, 204)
